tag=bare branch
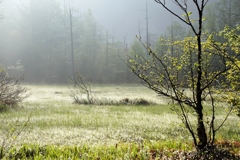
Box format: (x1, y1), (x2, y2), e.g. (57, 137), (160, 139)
(154, 0), (201, 35)
(69, 73), (96, 104)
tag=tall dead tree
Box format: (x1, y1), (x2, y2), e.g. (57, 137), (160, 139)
(146, 0), (150, 55)
(105, 30), (109, 82)
(69, 7), (75, 85)
(93, 23), (97, 81)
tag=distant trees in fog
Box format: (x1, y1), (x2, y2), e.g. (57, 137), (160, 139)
(0, 0), (238, 84)
(205, 0), (240, 33)
(0, 0), (135, 84)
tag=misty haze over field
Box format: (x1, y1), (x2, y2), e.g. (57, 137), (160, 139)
(0, 0), (230, 84)
(2, 0), (185, 43)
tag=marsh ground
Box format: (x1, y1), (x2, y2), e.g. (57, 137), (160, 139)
(0, 84), (239, 158)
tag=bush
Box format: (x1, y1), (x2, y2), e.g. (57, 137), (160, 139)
(0, 70), (27, 108)
(119, 98), (153, 106)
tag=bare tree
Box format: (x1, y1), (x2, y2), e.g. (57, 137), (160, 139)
(69, 7), (75, 86)
(69, 73), (95, 104)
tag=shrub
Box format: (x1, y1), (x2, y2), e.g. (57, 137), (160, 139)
(0, 70), (27, 108)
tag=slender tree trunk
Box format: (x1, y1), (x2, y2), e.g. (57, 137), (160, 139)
(106, 31), (109, 82)
(146, 0), (149, 56)
(69, 8), (75, 86)
(196, 11), (207, 148)
(93, 23), (96, 82)
(196, 104), (207, 149)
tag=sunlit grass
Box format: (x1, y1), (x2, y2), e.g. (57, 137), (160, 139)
(0, 84), (239, 150)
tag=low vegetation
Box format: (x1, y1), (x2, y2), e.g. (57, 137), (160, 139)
(5, 142), (240, 159)
(0, 70), (27, 108)
(70, 73), (154, 106)
(0, 85), (239, 159)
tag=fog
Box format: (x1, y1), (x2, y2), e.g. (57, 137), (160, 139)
(1, 0), (191, 43)
(0, 0), (217, 84)
(71, 0), (216, 41)
(73, 0), (180, 42)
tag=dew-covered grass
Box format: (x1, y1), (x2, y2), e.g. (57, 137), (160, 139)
(0, 84), (240, 157)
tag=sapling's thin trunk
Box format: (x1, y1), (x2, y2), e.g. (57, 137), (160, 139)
(196, 104), (208, 149)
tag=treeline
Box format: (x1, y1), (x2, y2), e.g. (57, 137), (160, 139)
(205, 0), (240, 33)
(0, 0), (136, 84)
(0, 0), (239, 84)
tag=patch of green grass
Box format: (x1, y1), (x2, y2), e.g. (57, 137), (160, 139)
(5, 140), (194, 160)
(5, 140), (240, 160)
